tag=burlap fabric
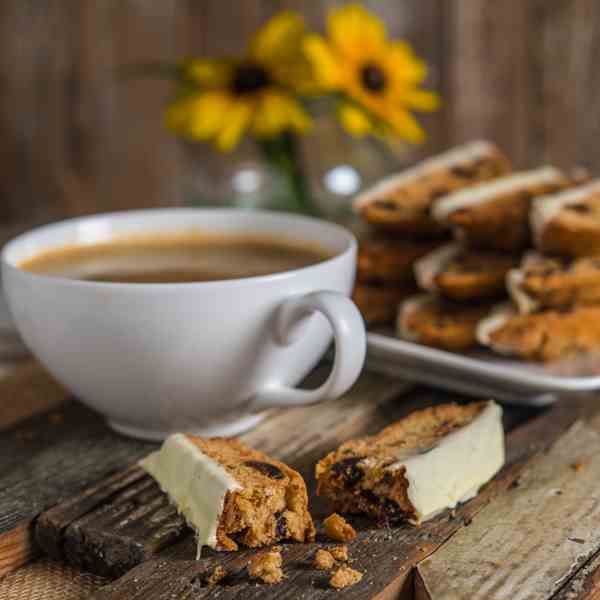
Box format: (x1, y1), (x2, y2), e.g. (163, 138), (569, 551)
(0, 361), (106, 599)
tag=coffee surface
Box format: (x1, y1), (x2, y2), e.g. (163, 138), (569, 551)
(19, 233), (331, 283)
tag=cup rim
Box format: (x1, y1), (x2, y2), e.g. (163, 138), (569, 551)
(2, 208), (357, 290)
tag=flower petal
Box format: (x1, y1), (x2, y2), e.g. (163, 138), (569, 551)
(386, 107), (426, 144)
(338, 103), (373, 137)
(303, 35), (341, 89)
(328, 4), (386, 59)
(250, 11), (305, 66)
(165, 91), (232, 142)
(183, 59), (232, 88)
(215, 100), (253, 152)
(400, 88), (441, 112)
(252, 92), (311, 137)
(386, 41), (428, 85)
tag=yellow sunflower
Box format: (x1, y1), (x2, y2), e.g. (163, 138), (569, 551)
(166, 11), (313, 152)
(304, 4), (440, 143)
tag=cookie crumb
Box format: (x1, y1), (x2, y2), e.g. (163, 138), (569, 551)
(330, 565), (363, 589)
(323, 513), (357, 542)
(329, 545), (349, 562)
(248, 550), (283, 584)
(206, 565), (227, 586)
(314, 549), (335, 570)
(571, 461), (585, 472)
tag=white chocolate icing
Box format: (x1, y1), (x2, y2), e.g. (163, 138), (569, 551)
(139, 433), (241, 558)
(506, 252), (548, 314)
(530, 179), (600, 246)
(432, 166), (564, 222)
(476, 303), (517, 351)
(388, 401), (505, 522)
(396, 294), (436, 342)
(353, 140), (498, 210)
(414, 243), (462, 291)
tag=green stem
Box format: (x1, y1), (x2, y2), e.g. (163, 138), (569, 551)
(259, 132), (315, 215)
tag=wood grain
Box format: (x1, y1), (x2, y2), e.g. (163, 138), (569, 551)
(2, 1), (600, 226)
(85, 398), (580, 599)
(416, 414), (600, 600)
(0, 367), (408, 578)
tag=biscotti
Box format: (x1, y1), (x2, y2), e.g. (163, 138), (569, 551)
(316, 401), (504, 524)
(353, 283), (416, 325)
(397, 293), (493, 351)
(477, 304), (600, 362)
(507, 252), (600, 313)
(531, 180), (600, 257)
(353, 141), (511, 235)
(432, 166), (569, 251)
(139, 434), (315, 555)
(414, 242), (517, 301)
(357, 236), (440, 285)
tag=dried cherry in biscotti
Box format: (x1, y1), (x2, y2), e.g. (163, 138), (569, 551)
(243, 460), (285, 480)
(330, 456), (366, 487)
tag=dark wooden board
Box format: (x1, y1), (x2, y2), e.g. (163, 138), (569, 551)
(0, 366), (408, 577)
(0, 398), (154, 577)
(3, 0), (600, 227)
(87, 398), (591, 600)
(23, 390), (559, 598)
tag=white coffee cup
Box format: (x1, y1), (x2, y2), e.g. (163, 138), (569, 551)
(2, 209), (366, 440)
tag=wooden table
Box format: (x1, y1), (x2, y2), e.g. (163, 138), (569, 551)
(2, 360), (600, 599)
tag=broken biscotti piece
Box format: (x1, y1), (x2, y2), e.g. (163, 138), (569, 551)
(316, 402), (504, 524)
(323, 513), (357, 542)
(139, 434), (315, 556)
(531, 180), (600, 257)
(507, 252), (600, 314)
(414, 242), (517, 301)
(353, 141), (511, 236)
(432, 166), (569, 251)
(477, 303), (600, 362)
(397, 293), (494, 351)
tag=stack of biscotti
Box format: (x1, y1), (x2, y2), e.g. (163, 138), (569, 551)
(352, 141), (513, 326)
(397, 165), (574, 352)
(354, 140), (600, 362)
(478, 180), (600, 362)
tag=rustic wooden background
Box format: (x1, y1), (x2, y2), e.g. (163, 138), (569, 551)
(1, 0), (599, 228)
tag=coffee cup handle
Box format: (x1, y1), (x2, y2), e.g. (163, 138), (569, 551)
(249, 291), (366, 411)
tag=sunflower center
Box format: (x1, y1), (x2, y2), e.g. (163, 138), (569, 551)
(361, 63), (386, 93)
(231, 63), (271, 95)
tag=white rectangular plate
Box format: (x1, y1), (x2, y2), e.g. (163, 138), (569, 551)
(367, 330), (600, 406)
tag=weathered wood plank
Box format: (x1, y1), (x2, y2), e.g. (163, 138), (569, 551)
(446, 0), (534, 165)
(0, 401), (155, 576)
(0, 362), (68, 431)
(0, 368), (408, 577)
(87, 398), (574, 599)
(552, 549), (600, 599)
(3, 0), (600, 226)
(416, 413), (600, 600)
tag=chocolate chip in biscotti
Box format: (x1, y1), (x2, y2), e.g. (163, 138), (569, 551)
(330, 456), (366, 487)
(373, 199), (397, 211)
(243, 460), (285, 480)
(568, 203), (592, 214)
(275, 513), (287, 537)
(450, 165), (477, 178)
